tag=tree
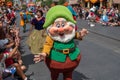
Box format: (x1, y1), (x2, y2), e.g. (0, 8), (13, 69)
(5, 0), (12, 2)
(36, 0), (41, 2)
(58, 0), (65, 5)
(42, 0), (53, 7)
(22, 4), (27, 10)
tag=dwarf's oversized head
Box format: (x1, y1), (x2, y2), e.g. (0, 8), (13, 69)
(43, 5), (76, 43)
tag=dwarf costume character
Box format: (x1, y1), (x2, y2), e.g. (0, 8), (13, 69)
(34, 5), (88, 80)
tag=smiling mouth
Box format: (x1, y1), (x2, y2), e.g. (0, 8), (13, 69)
(59, 33), (64, 36)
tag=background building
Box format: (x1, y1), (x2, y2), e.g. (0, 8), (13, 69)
(67, 0), (78, 5)
(113, 0), (120, 11)
(81, 0), (113, 8)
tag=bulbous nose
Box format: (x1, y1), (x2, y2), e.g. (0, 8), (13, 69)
(58, 27), (64, 33)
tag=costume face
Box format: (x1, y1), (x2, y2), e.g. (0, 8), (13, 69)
(47, 18), (75, 43)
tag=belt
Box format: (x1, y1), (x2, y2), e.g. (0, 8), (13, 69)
(52, 46), (76, 54)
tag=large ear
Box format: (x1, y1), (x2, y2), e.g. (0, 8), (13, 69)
(46, 25), (52, 34)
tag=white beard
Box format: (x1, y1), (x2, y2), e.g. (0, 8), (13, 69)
(47, 28), (75, 43)
(51, 29), (75, 43)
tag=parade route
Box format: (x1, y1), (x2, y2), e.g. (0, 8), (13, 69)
(1, 1), (120, 80)
(18, 15), (120, 80)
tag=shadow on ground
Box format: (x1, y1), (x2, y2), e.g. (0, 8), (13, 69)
(58, 71), (90, 80)
(22, 54), (34, 68)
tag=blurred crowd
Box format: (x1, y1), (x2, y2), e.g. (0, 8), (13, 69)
(72, 5), (120, 27)
(0, 6), (16, 29)
(0, 4), (50, 79)
(0, 4), (50, 80)
(0, 6), (28, 80)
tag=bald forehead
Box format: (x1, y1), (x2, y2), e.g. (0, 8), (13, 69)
(55, 18), (66, 22)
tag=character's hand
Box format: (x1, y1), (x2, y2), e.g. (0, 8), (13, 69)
(34, 53), (47, 63)
(79, 28), (89, 38)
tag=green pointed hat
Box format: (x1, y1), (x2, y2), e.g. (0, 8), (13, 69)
(43, 5), (76, 28)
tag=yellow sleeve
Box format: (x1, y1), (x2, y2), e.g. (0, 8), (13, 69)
(75, 32), (82, 40)
(42, 36), (54, 56)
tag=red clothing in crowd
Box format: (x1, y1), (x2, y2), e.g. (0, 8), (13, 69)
(4, 51), (14, 67)
(6, 13), (11, 20)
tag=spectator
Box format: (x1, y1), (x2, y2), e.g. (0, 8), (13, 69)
(0, 20), (28, 80)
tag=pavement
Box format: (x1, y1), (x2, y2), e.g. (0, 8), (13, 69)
(77, 19), (120, 41)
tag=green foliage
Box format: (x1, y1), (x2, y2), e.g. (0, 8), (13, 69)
(36, 0), (41, 2)
(41, 0), (53, 7)
(58, 0), (65, 5)
(5, 0), (13, 3)
(6, 0), (12, 2)
(22, 4), (27, 10)
(39, 0), (66, 7)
